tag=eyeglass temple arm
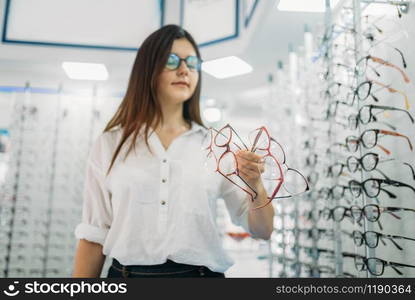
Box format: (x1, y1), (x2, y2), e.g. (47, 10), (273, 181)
(216, 124), (248, 151)
(382, 236), (403, 250)
(256, 180), (284, 208)
(370, 56), (410, 83)
(390, 261), (415, 270)
(377, 235), (388, 247)
(372, 168), (390, 180)
(219, 170), (257, 200)
(371, 105), (414, 123)
(383, 208), (401, 219)
(389, 264), (404, 275)
(371, 79), (410, 110)
(389, 235), (415, 243)
(380, 129), (413, 151)
(403, 163), (415, 180)
(375, 186), (397, 199)
(375, 144), (391, 155)
(270, 137), (286, 164)
(393, 46), (407, 68)
(375, 161), (414, 181)
(383, 207), (407, 219)
(376, 220), (384, 231)
(225, 124), (249, 150)
(383, 178), (415, 193)
(374, 120), (397, 131)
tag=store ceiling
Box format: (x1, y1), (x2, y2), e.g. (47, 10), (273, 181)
(0, 0), (324, 107)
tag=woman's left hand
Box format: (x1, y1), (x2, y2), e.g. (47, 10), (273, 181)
(235, 150), (265, 189)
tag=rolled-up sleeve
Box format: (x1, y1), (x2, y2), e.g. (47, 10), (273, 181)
(74, 139), (113, 245)
(219, 177), (252, 235)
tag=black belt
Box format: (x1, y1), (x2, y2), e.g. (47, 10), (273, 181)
(111, 258), (206, 276)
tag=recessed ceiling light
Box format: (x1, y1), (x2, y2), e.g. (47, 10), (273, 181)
(202, 56), (253, 79)
(62, 62), (109, 80)
(203, 107), (222, 123)
(277, 0), (340, 12)
(365, 3), (403, 15)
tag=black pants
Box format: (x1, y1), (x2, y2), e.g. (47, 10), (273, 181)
(107, 258), (225, 278)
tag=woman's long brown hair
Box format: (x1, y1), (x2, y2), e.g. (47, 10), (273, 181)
(104, 24), (204, 175)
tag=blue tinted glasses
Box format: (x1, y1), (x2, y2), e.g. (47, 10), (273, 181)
(166, 53), (202, 71)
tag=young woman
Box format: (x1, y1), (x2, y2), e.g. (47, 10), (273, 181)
(72, 24), (274, 278)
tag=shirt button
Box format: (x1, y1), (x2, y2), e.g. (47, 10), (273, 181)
(162, 179), (167, 183)
(161, 200), (166, 205)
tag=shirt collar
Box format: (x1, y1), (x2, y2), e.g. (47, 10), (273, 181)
(189, 121), (206, 134)
(132, 121), (206, 136)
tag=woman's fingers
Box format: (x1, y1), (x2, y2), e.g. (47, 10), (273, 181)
(236, 151), (264, 175)
(238, 167), (258, 181)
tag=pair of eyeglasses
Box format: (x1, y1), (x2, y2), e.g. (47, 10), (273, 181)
(326, 162), (348, 178)
(318, 185), (350, 201)
(348, 104), (414, 131)
(297, 245), (335, 258)
(351, 230), (415, 251)
(299, 263), (356, 278)
(166, 53), (202, 71)
(278, 227), (335, 241)
(300, 228), (350, 241)
(312, 100), (349, 121)
(349, 204), (415, 223)
(345, 128), (413, 155)
(319, 206), (353, 222)
(355, 55), (411, 84)
(348, 175), (415, 199)
(322, 64), (410, 110)
(326, 153), (415, 180)
(330, 29), (408, 79)
(323, 81), (352, 99)
(348, 79), (410, 110)
(355, 256), (415, 276)
(346, 152), (415, 179)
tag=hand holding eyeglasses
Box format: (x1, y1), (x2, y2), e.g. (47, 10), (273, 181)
(235, 150), (265, 192)
(202, 124), (309, 210)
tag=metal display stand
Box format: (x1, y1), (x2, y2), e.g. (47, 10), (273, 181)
(266, 0), (414, 278)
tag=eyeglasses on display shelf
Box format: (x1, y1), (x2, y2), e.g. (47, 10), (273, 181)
(348, 103), (413, 128)
(319, 206), (354, 223)
(355, 54), (410, 83)
(347, 204), (415, 232)
(0, 88), (108, 278)
(345, 152), (415, 178)
(345, 128), (413, 155)
(355, 256), (415, 276)
(348, 176), (415, 199)
(351, 230), (415, 251)
(346, 80), (410, 110)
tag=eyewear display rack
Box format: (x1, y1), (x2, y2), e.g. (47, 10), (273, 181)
(0, 84), (120, 277)
(265, 0), (415, 277)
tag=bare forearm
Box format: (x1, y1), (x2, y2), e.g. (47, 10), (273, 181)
(235, 150), (275, 240)
(72, 239), (106, 278)
(248, 184), (274, 240)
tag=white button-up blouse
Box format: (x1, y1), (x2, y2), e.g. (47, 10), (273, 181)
(74, 121), (252, 273)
